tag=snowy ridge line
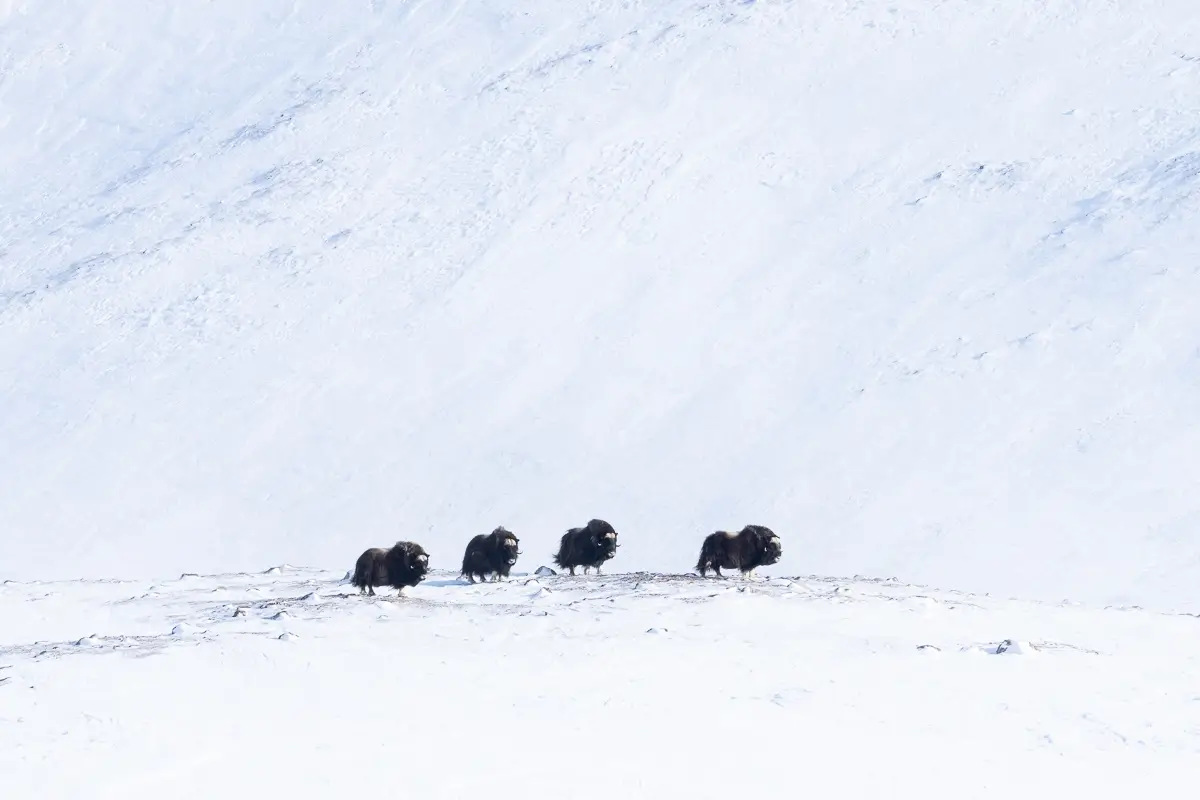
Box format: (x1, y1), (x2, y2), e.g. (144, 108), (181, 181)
(0, 566), (1174, 667)
(2, 564), (1191, 615)
(0, 566), (1083, 608)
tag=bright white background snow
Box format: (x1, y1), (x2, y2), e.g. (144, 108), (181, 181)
(3, 1), (1200, 794)
(2, 0), (1199, 608)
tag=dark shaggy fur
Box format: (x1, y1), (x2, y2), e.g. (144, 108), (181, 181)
(552, 518), (619, 576)
(352, 540), (430, 595)
(460, 526), (521, 583)
(695, 525), (782, 578)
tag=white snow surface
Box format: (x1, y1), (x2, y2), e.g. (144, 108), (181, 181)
(9, 4), (1200, 792)
(3, 569), (1199, 796)
(4, 2), (1200, 600)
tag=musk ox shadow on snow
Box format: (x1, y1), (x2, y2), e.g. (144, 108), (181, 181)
(352, 541), (430, 596)
(552, 518), (619, 575)
(460, 526), (521, 583)
(695, 525), (782, 579)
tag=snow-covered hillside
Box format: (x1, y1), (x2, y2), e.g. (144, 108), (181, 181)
(3, 0), (1200, 611)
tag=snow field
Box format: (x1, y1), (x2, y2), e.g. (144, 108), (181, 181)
(3, 569), (1199, 798)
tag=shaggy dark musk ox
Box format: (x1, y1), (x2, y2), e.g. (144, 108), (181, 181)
(552, 519), (619, 575)
(460, 526), (521, 583)
(695, 525), (782, 578)
(352, 541), (430, 596)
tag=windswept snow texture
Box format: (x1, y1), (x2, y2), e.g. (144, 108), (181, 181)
(3, 1), (1200, 610)
(2, 570), (1198, 796)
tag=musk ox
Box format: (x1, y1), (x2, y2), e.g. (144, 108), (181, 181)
(552, 518), (619, 575)
(460, 526), (522, 583)
(351, 540), (430, 596)
(695, 525), (782, 578)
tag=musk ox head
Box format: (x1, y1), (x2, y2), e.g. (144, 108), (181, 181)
(760, 531), (782, 565)
(389, 540), (430, 587)
(742, 525), (782, 567)
(587, 518), (619, 559)
(495, 526), (521, 566)
(411, 545), (431, 574)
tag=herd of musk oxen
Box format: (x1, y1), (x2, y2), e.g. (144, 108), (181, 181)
(351, 519), (784, 595)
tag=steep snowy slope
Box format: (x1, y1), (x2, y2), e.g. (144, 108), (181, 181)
(2, 0), (1199, 609)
